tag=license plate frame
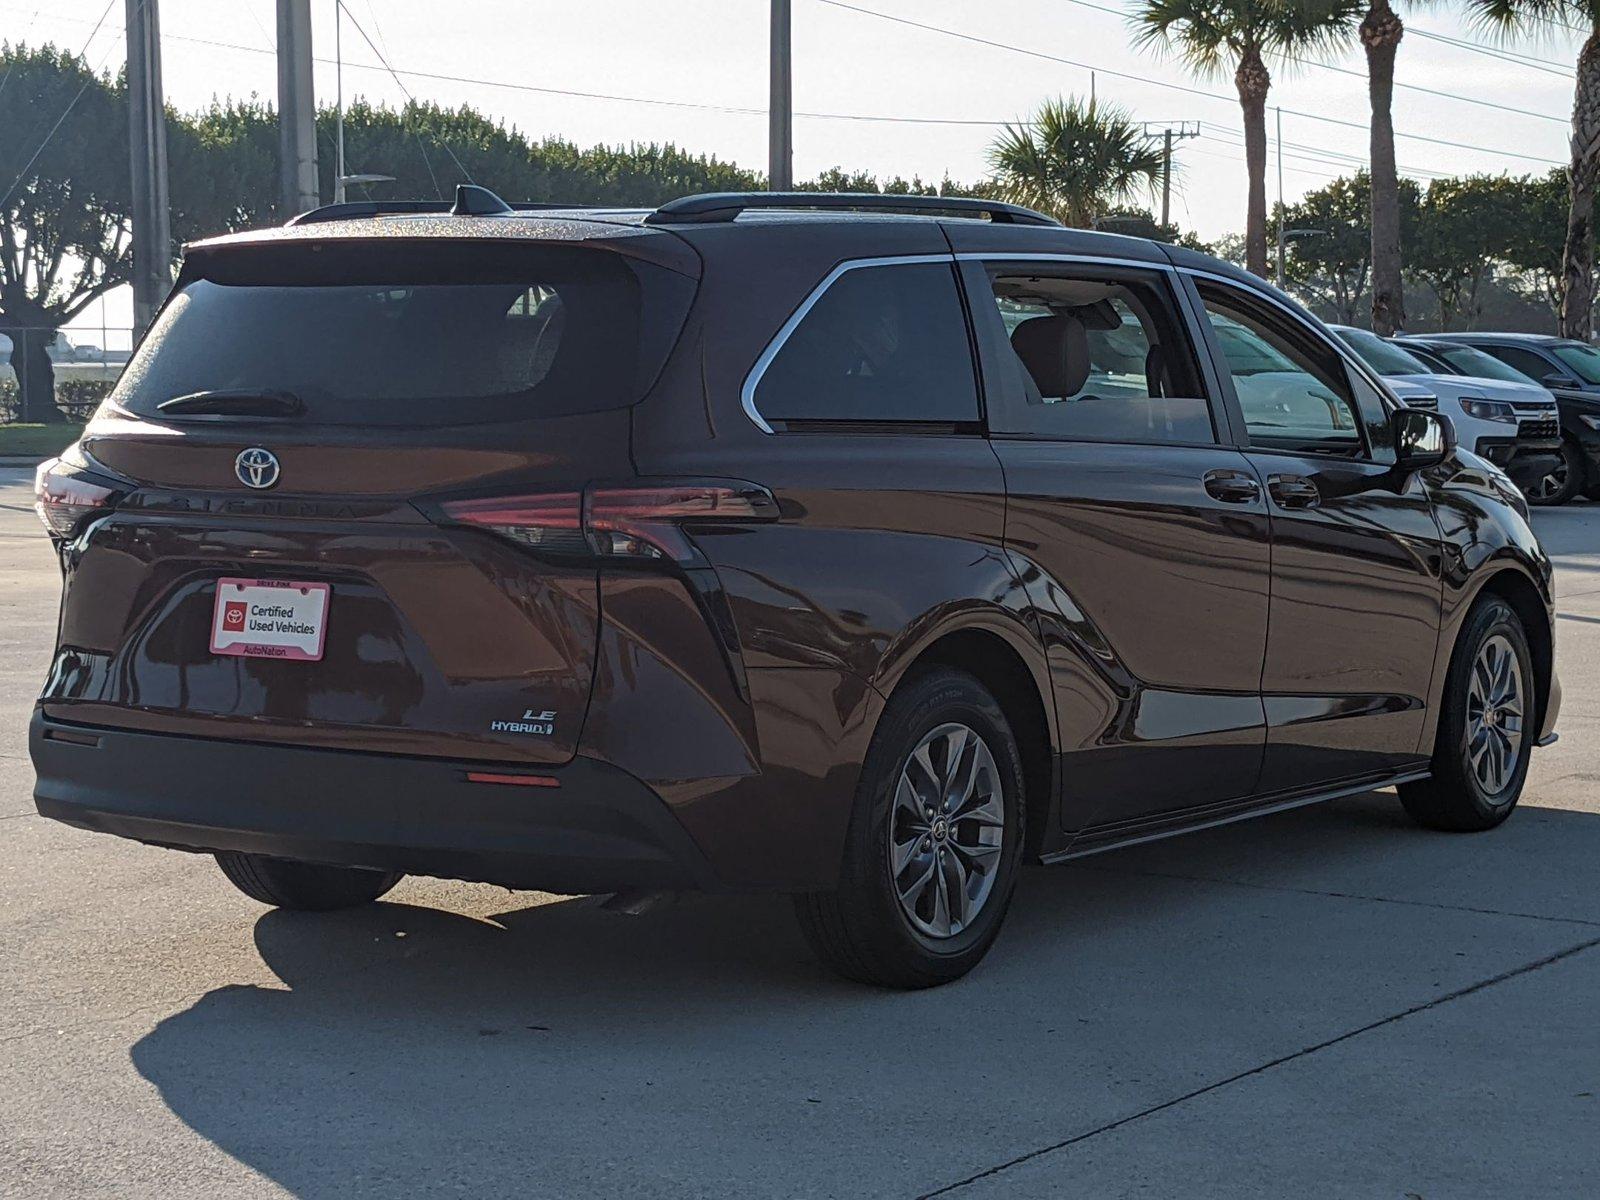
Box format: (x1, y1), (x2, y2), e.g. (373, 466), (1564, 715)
(210, 577), (331, 662)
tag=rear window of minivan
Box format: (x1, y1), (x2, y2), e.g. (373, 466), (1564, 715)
(111, 240), (696, 426)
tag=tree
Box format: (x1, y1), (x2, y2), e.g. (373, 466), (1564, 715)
(0, 45), (130, 422)
(986, 96), (1164, 227)
(1134, 0), (1359, 277)
(1499, 169), (1574, 316)
(1359, 0), (1414, 335)
(1275, 172), (1384, 323)
(1408, 175), (1519, 329)
(1466, 0), (1600, 338)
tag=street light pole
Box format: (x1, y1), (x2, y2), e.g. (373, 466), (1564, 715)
(1275, 106), (1286, 288)
(769, 0), (792, 191)
(334, 0), (346, 203)
(126, 0), (171, 338)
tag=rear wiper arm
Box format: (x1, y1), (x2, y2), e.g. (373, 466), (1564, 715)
(156, 389), (305, 417)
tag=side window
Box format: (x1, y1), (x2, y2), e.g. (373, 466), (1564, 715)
(984, 268), (1215, 443)
(1490, 345), (1560, 382)
(1197, 284), (1364, 457)
(753, 261), (978, 425)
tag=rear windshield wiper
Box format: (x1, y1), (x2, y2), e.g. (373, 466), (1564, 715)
(156, 389), (305, 417)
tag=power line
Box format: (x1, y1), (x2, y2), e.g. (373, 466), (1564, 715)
(1050, 0), (1567, 126)
(811, 0), (1567, 168)
(1408, 28), (1575, 78)
(336, 4), (459, 194)
(0, 0), (123, 210)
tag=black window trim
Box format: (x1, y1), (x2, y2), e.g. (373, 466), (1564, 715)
(957, 252), (1229, 449)
(740, 253), (979, 435)
(1185, 271), (1382, 462)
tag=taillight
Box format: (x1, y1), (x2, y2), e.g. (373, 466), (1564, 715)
(439, 480), (778, 564)
(34, 458), (123, 538)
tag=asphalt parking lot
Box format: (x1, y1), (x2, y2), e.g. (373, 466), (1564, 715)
(1, 463), (1597, 1199)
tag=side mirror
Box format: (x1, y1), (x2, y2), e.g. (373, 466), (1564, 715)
(1543, 372), (1574, 390)
(1393, 407), (1455, 471)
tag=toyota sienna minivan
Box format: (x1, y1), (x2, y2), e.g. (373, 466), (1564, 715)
(31, 189), (1559, 987)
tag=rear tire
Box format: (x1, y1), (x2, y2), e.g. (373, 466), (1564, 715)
(215, 851), (402, 911)
(794, 668), (1026, 989)
(1526, 439), (1584, 507)
(1399, 596), (1534, 832)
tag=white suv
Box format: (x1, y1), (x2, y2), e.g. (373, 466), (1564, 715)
(1331, 326), (1562, 497)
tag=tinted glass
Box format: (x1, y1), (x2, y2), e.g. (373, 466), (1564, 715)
(113, 242), (695, 426)
(754, 262), (978, 423)
(1552, 342), (1600, 384)
(1200, 285), (1363, 456)
(1335, 327), (1432, 376)
(1430, 344), (1535, 384)
(986, 271), (1213, 443)
(1489, 345), (1561, 382)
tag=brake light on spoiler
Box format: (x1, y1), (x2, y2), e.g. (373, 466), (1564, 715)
(438, 480), (779, 564)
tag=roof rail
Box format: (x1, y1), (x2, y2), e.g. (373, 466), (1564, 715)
(643, 192), (1060, 227)
(288, 185), (574, 227)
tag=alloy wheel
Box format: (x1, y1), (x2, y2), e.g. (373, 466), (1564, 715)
(1466, 633), (1524, 795)
(888, 722), (1005, 939)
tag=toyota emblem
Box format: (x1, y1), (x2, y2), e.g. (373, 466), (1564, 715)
(235, 447), (281, 490)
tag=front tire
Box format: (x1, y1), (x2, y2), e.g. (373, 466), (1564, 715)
(794, 668), (1026, 989)
(1527, 439), (1584, 507)
(215, 851), (402, 911)
(1399, 596), (1534, 832)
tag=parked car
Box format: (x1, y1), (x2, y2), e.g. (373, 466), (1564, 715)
(1423, 332), (1600, 506)
(0, 330), (129, 387)
(1394, 335), (1574, 505)
(30, 188), (1559, 988)
(1329, 325), (1563, 500)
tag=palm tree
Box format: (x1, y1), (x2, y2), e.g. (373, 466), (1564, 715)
(1134, 0), (1358, 278)
(1466, 0), (1600, 339)
(1361, 0), (1409, 334)
(987, 96), (1165, 228)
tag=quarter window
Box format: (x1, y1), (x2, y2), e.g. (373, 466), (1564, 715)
(1486, 345), (1560, 384)
(1198, 284), (1363, 456)
(752, 261), (979, 425)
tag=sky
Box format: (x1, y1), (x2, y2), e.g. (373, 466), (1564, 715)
(4, 0), (1586, 340)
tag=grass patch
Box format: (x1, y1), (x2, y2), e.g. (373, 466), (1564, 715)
(0, 423), (86, 458)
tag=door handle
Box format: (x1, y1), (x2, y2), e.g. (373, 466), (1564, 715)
(1202, 468), (1262, 504)
(1267, 473), (1321, 509)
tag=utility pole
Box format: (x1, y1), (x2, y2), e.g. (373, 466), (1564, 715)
(1142, 122), (1198, 230)
(769, 0), (792, 191)
(334, 0), (346, 203)
(126, 0), (171, 338)
(277, 0), (319, 215)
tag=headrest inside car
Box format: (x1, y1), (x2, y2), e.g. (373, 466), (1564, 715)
(1010, 314), (1089, 399)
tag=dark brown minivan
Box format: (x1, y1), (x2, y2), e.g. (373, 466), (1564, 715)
(31, 189), (1560, 987)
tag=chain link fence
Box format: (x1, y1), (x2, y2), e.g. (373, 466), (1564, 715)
(1, 327), (132, 424)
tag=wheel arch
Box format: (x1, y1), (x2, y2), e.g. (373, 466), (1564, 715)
(1477, 567), (1554, 732)
(876, 618), (1057, 860)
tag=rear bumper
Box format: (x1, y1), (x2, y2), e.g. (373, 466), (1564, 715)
(30, 711), (725, 894)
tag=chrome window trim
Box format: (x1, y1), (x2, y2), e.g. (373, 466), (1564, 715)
(739, 253), (957, 435)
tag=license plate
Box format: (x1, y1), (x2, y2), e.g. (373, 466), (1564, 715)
(210, 577), (330, 662)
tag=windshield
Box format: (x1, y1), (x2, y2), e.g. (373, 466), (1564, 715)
(112, 241), (695, 427)
(1428, 344), (1538, 384)
(1335, 327), (1433, 376)
(1552, 342), (1600, 384)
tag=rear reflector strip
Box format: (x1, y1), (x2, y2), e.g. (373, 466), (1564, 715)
(465, 771), (561, 788)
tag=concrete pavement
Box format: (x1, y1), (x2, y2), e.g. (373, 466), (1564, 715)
(1, 465), (1596, 1198)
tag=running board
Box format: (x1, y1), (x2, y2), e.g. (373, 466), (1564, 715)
(1042, 767), (1432, 865)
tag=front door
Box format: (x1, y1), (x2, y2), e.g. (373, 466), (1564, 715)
(1188, 277), (1445, 793)
(962, 257), (1271, 833)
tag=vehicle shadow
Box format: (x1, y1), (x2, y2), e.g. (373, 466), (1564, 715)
(128, 793), (1600, 1200)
